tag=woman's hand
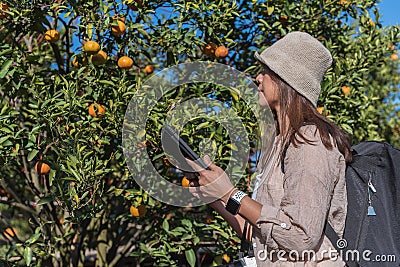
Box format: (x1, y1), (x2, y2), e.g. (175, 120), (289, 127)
(186, 155), (235, 204)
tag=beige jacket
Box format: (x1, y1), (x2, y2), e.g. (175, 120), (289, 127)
(252, 125), (347, 266)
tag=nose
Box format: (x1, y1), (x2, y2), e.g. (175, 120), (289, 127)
(256, 74), (263, 85)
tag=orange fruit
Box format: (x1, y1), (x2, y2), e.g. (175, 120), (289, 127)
(65, 124), (73, 134)
(280, 15), (288, 21)
(111, 20), (126, 37)
(165, 213), (173, 220)
(144, 65), (154, 74)
(83, 41), (101, 55)
(181, 177), (190, 188)
(215, 46), (229, 58)
(0, 3), (9, 19)
(317, 107), (328, 116)
(203, 42), (217, 57)
(35, 161), (51, 175)
(137, 140), (148, 148)
(389, 45), (395, 50)
(91, 50), (107, 66)
(0, 188), (7, 197)
(96, 139), (103, 147)
(158, 39), (166, 45)
(341, 85), (351, 96)
(118, 56), (134, 69)
(88, 103), (106, 117)
(72, 54), (88, 68)
(222, 254), (231, 263)
(205, 215), (214, 224)
(369, 20), (375, 27)
(130, 204), (146, 217)
(72, 58), (79, 67)
(44, 29), (59, 43)
(162, 157), (171, 167)
(3, 227), (17, 239)
(391, 54), (398, 61)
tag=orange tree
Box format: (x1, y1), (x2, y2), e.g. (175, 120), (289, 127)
(0, 0), (399, 266)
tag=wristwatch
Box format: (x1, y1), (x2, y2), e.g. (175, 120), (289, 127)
(225, 190), (246, 215)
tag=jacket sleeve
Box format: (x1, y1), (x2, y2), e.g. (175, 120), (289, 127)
(255, 129), (342, 252)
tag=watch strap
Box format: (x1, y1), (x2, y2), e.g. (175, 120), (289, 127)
(231, 190), (246, 203)
(225, 190), (246, 215)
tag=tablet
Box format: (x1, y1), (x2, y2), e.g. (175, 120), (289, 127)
(162, 125), (211, 171)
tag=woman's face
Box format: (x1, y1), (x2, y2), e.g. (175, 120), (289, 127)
(256, 70), (279, 109)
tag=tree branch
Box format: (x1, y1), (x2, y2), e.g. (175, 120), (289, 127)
(50, 42), (65, 73)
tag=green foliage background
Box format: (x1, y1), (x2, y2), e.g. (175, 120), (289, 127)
(0, 0), (399, 266)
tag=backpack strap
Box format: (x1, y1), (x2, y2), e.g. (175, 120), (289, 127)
(325, 222), (359, 267)
(239, 221), (249, 258)
(281, 142), (290, 173)
(324, 222), (340, 251)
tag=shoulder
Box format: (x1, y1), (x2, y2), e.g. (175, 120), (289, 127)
(296, 124), (321, 144)
(284, 124), (345, 188)
(285, 124), (344, 172)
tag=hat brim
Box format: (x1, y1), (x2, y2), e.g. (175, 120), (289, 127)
(254, 51), (319, 107)
(254, 52), (269, 68)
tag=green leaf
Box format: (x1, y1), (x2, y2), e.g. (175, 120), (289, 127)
(267, 6), (274, 15)
(37, 196), (53, 205)
(137, 129), (146, 138)
(0, 136), (9, 145)
(139, 242), (148, 252)
(0, 59), (13, 79)
(181, 219), (192, 228)
(94, 170), (105, 176)
(0, 48), (12, 57)
(27, 149), (39, 161)
(49, 169), (55, 186)
(99, 80), (115, 86)
(185, 249), (196, 267)
(24, 247), (33, 266)
(81, 191), (89, 199)
(25, 233), (41, 245)
(162, 219), (169, 232)
(114, 188), (124, 196)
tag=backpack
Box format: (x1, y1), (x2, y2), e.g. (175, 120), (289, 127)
(325, 141), (400, 267)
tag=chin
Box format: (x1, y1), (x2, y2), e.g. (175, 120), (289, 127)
(258, 97), (268, 107)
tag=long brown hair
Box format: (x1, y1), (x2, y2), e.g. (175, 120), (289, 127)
(265, 67), (353, 163)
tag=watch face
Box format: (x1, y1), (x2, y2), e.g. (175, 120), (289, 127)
(226, 198), (240, 215)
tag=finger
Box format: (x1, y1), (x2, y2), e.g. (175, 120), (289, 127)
(186, 158), (206, 174)
(183, 171), (197, 180)
(189, 179), (199, 187)
(196, 176), (205, 186)
(203, 155), (217, 171)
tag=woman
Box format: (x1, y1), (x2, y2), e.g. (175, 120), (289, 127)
(187, 32), (352, 266)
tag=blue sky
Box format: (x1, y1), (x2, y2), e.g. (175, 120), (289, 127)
(378, 0), (400, 25)
(378, 0), (400, 105)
